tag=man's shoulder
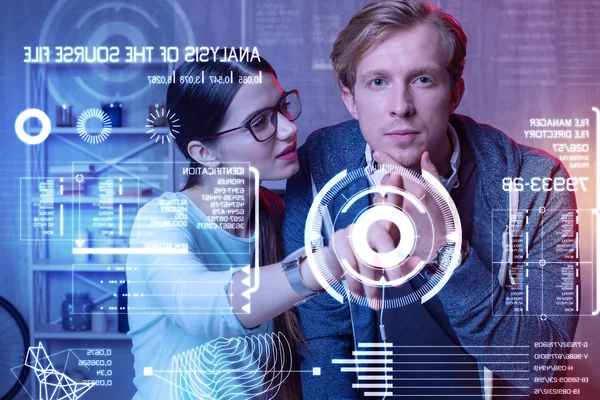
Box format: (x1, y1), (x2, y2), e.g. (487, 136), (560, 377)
(451, 113), (516, 151)
(451, 113), (572, 213)
(452, 113), (564, 175)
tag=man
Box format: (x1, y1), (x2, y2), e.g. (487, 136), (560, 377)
(283, 0), (580, 399)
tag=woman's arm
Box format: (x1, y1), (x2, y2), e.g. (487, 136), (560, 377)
(228, 257), (321, 328)
(229, 222), (375, 328)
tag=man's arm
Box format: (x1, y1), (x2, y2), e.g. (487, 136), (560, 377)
(437, 160), (580, 394)
(283, 146), (359, 400)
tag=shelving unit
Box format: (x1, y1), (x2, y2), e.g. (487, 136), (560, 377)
(22, 57), (288, 399)
(23, 61), (177, 399)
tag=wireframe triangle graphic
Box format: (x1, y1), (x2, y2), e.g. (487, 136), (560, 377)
(241, 304), (251, 314)
(23, 342), (95, 400)
(74, 239), (85, 248)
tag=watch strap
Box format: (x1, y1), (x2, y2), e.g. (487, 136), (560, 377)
(282, 247), (321, 298)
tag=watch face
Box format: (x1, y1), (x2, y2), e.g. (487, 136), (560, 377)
(438, 244), (457, 265)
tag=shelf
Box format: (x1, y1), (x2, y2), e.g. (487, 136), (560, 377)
(35, 323), (130, 340)
(33, 263), (128, 272)
(28, 127), (171, 135)
(32, 195), (154, 204)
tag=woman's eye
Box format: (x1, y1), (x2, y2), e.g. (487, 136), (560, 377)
(250, 115), (268, 129)
(370, 78), (385, 87)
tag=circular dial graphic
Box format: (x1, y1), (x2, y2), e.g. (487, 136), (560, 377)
(305, 163), (463, 309)
(77, 108), (112, 144)
(146, 109), (179, 144)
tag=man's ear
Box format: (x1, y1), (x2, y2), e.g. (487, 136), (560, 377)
(449, 77), (465, 114)
(341, 86), (359, 120)
(187, 140), (221, 167)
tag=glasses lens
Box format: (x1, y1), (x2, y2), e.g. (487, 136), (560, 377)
(246, 91), (300, 142)
(280, 91), (301, 121)
(248, 109), (277, 141)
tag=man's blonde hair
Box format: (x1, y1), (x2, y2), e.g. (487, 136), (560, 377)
(331, 0), (467, 92)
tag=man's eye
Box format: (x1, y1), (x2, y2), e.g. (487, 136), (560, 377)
(369, 78), (385, 87)
(414, 77), (433, 84)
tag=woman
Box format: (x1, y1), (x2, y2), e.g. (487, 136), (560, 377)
(126, 50), (341, 399)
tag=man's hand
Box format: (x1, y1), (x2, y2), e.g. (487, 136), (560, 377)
(322, 226), (383, 310)
(370, 150), (448, 283)
(315, 151), (450, 310)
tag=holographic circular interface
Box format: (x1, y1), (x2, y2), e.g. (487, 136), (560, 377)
(77, 109), (112, 144)
(39, 0), (195, 109)
(304, 163), (463, 309)
(14, 109), (52, 145)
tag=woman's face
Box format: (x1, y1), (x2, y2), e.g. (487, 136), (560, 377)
(213, 73), (300, 181)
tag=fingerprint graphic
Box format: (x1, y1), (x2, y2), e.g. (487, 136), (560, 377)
(170, 332), (292, 400)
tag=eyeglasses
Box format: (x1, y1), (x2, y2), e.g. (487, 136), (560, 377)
(207, 89), (301, 142)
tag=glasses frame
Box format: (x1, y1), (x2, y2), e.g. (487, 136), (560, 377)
(205, 89), (301, 142)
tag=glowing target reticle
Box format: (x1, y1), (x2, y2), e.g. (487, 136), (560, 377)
(304, 163), (463, 309)
(345, 203), (419, 284)
(39, 0), (196, 108)
(77, 108), (112, 144)
(146, 109), (179, 144)
(14, 109), (51, 145)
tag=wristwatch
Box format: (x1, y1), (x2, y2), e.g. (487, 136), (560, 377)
(281, 247), (324, 304)
(425, 240), (471, 276)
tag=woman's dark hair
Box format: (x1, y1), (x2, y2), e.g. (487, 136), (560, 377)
(167, 48), (277, 190)
(258, 187), (304, 400)
(167, 50), (303, 399)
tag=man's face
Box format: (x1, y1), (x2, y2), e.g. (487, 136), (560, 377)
(342, 22), (464, 170)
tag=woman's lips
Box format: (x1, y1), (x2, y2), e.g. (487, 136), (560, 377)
(386, 130), (419, 143)
(276, 143), (298, 160)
